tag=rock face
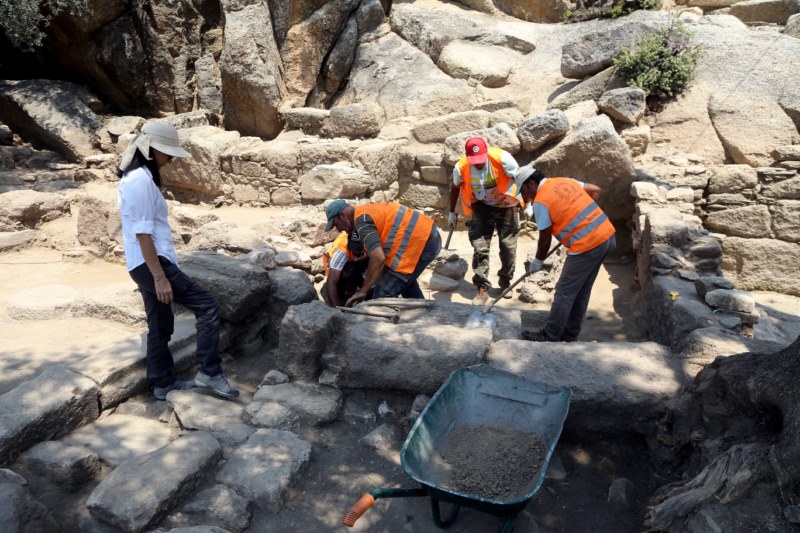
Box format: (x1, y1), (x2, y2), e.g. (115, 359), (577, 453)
(219, 0), (286, 138)
(0, 80), (102, 162)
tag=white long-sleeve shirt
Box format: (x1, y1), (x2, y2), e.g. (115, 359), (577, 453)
(118, 166), (178, 271)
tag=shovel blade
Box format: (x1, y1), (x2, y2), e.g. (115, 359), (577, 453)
(464, 309), (496, 330)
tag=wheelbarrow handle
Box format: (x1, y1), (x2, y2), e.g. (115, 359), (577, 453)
(342, 493), (376, 527)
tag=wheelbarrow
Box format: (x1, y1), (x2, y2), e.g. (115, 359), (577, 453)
(342, 364), (572, 532)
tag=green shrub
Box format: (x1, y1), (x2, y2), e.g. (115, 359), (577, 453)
(0, 0), (87, 51)
(613, 21), (701, 98)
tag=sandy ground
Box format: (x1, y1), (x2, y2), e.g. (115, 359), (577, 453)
(0, 200), (653, 532)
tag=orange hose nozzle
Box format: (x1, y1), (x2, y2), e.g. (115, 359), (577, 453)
(342, 493), (376, 527)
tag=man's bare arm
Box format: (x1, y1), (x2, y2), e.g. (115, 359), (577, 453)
(584, 183), (601, 202)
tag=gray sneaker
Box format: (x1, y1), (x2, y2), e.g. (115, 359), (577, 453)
(153, 378), (196, 401)
(195, 371), (239, 399)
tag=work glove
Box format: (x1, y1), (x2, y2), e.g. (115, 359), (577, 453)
(527, 258), (544, 275)
(523, 204), (534, 220)
(448, 212), (458, 229)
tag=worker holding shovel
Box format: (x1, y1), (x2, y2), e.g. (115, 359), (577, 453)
(516, 165), (616, 342)
(323, 200), (441, 307)
(448, 136), (522, 306)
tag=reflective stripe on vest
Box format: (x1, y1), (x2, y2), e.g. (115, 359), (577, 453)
(536, 178), (615, 254)
(355, 203), (434, 274)
(456, 147), (522, 215)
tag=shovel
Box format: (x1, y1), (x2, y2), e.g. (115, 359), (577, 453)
(443, 225), (455, 251)
(464, 243), (562, 330)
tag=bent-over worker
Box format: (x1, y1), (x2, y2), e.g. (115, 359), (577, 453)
(323, 200), (441, 307)
(517, 165), (616, 342)
(322, 230), (368, 308)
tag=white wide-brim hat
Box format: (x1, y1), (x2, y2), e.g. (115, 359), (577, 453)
(118, 121), (191, 171)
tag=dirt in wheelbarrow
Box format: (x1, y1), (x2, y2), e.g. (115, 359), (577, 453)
(435, 425), (547, 501)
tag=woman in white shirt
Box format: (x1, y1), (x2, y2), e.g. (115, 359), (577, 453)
(117, 122), (238, 401)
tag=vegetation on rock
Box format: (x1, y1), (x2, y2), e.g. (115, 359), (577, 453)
(0, 0), (87, 51)
(613, 21), (701, 99)
(564, 0), (661, 22)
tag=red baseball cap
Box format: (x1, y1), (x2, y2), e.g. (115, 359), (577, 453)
(465, 136), (488, 165)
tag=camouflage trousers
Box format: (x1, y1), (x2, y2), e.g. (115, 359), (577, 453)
(467, 201), (519, 289)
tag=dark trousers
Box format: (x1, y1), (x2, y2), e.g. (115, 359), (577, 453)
(543, 235), (616, 342)
(468, 201), (519, 289)
(372, 227), (442, 299)
(129, 257), (223, 387)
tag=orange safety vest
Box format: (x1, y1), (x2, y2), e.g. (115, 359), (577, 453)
(534, 178), (615, 254)
(322, 232), (354, 275)
(456, 147), (523, 215)
(354, 203), (434, 274)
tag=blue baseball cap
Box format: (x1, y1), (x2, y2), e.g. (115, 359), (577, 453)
(324, 199), (349, 231)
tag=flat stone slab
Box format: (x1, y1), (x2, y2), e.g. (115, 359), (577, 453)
(335, 319), (492, 394)
(69, 315), (197, 410)
(86, 431), (221, 533)
(252, 382), (342, 426)
(15, 440), (100, 492)
(0, 230), (36, 252)
(0, 365), (99, 466)
(62, 414), (172, 467)
(167, 390), (254, 447)
(70, 283), (145, 327)
(487, 340), (690, 434)
(215, 428), (311, 512)
(6, 284), (79, 320)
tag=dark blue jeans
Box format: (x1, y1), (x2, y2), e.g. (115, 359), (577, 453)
(372, 227), (442, 299)
(129, 257), (223, 387)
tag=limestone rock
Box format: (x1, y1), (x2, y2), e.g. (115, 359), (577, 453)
(359, 423), (399, 451)
(322, 101), (384, 139)
(177, 484), (251, 532)
(337, 322), (491, 394)
(0, 80), (102, 162)
(534, 115), (637, 221)
(15, 440), (100, 492)
(0, 190), (70, 228)
(178, 250), (273, 323)
(219, 1), (285, 138)
(438, 40), (515, 88)
(705, 289), (755, 313)
(0, 482), (58, 532)
(729, 0), (800, 24)
(86, 432), (221, 532)
(443, 122), (520, 166)
(0, 365), (99, 466)
(488, 340), (688, 434)
(62, 414), (172, 467)
(517, 110), (570, 152)
(165, 126), (240, 198)
(598, 87), (646, 125)
(708, 95), (799, 167)
(707, 165), (758, 194)
(721, 237), (800, 296)
(299, 165), (371, 201)
(548, 67), (628, 111)
(253, 382), (342, 426)
(413, 110), (492, 144)
(704, 205), (771, 238)
(277, 301), (344, 379)
(6, 285), (78, 320)
(215, 429), (311, 512)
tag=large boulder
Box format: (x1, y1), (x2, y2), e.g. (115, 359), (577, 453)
(0, 190), (70, 229)
(721, 237), (800, 296)
(299, 165), (372, 201)
(337, 32), (473, 121)
(0, 80), (102, 162)
(164, 125), (240, 198)
(487, 340), (689, 434)
(729, 0), (800, 24)
(437, 40), (516, 88)
(443, 122), (520, 166)
(334, 321), (492, 394)
(178, 251), (273, 323)
(277, 301), (344, 379)
(533, 115), (637, 221)
(279, 0), (360, 106)
(708, 95), (799, 167)
(219, 0), (286, 138)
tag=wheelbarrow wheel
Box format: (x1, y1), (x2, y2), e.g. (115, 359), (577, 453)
(430, 498), (460, 529)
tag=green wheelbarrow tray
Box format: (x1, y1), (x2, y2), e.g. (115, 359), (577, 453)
(342, 364), (572, 532)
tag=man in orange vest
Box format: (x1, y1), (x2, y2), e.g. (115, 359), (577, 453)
(448, 136), (522, 305)
(321, 230), (368, 308)
(323, 199), (441, 307)
(516, 165), (616, 342)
